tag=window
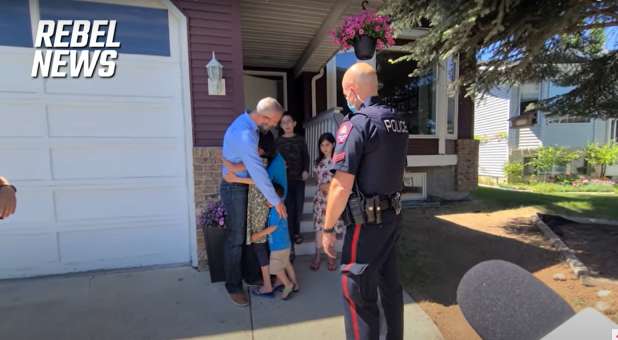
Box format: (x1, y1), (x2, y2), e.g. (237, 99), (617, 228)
(446, 56), (458, 136)
(519, 83), (540, 116)
(611, 119), (618, 143)
(39, 0), (171, 56)
(546, 115), (592, 124)
(376, 51), (436, 135)
(0, 0), (33, 48)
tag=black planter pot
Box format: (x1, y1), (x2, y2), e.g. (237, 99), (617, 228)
(204, 225), (226, 283)
(353, 35), (376, 60)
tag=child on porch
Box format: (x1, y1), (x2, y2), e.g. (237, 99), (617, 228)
(276, 113), (310, 260)
(310, 132), (345, 271)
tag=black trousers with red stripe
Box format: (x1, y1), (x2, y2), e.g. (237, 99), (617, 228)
(340, 210), (403, 340)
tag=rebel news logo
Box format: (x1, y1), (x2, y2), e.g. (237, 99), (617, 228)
(31, 20), (119, 78)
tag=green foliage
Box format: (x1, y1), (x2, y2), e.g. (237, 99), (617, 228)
(529, 182), (616, 193)
(380, 0), (618, 118)
(496, 131), (508, 140)
(527, 146), (580, 177)
(474, 134), (489, 143)
(584, 143), (618, 177)
(503, 162), (524, 184)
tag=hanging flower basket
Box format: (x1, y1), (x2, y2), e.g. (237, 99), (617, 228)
(331, 10), (395, 60)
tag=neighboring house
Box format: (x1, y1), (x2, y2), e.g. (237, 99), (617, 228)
(475, 81), (618, 183)
(0, 0), (477, 279)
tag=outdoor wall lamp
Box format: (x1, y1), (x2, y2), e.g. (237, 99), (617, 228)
(207, 51), (225, 96)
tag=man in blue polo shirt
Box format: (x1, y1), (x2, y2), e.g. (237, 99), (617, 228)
(220, 97), (287, 307)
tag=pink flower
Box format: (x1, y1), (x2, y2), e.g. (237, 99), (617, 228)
(359, 29), (364, 35)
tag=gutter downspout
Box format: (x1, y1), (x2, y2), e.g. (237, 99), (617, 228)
(311, 67), (325, 117)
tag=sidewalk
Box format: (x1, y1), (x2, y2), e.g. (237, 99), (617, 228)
(0, 257), (443, 340)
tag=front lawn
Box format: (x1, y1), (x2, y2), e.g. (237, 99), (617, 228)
(500, 182), (618, 194)
(473, 186), (618, 220)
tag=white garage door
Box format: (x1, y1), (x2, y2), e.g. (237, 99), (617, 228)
(0, 0), (195, 279)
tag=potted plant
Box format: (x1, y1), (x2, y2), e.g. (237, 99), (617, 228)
(201, 200), (227, 283)
(332, 10), (395, 60)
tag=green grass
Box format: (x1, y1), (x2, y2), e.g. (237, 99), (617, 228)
(473, 186), (618, 220)
(500, 182), (618, 193)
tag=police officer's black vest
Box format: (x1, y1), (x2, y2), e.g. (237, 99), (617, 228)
(346, 97), (409, 197)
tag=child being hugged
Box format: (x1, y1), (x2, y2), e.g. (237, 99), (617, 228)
(265, 182), (299, 300)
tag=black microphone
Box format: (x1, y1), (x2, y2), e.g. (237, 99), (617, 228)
(457, 260), (575, 340)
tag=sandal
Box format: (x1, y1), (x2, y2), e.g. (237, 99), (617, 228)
(309, 253), (321, 271)
(281, 285), (294, 300)
(294, 234), (304, 244)
(251, 287), (274, 298)
(327, 258), (338, 272)
(273, 283), (284, 292)
(293, 283), (300, 293)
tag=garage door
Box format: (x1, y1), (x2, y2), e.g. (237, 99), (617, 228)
(0, 0), (195, 279)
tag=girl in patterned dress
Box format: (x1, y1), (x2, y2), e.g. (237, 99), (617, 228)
(310, 132), (345, 271)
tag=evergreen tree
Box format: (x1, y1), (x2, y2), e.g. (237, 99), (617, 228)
(381, 0), (618, 118)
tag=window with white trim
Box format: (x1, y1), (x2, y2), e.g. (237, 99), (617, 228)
(446, 56), (458, 137)
(376, 50), (436, 136)
(611, 119), (617, 143)
(0, 0), (33, 48)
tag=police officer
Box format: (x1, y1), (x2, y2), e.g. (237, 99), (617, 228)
(322, 62), (408, 340)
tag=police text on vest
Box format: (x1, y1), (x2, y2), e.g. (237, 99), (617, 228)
(383, 119), (409, 133)
(31, 20), (120, 78)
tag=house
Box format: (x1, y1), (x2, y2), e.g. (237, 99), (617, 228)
(475, 81), (618, 183)
(0, 0), (477, 279)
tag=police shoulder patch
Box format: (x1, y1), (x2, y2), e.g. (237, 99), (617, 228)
(336, 121), (353, 144)
(332, 152), (345, 163)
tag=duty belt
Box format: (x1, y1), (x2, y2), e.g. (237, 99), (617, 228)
(364, 193), (402, 224)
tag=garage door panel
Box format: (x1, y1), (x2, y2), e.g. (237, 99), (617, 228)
(48, 102), (180, 138)
(51, 144), (183, 179)
(0, 188), (54, 225)
(54, 186), (187, 221)
(0, 233), (59, 270)
(0, 148), (51, 181)
(44, 62), (182, 98)
(0, 102), (47, 137)
(0, 51), (40, 93)
(59, 225), (188, 265)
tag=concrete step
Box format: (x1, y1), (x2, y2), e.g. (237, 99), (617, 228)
(305, 184), (318, 198)
(303, 201), (313, 215)
(294, 231), (345, 256)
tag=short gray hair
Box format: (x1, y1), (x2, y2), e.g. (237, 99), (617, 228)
(255, 97), (283, 117)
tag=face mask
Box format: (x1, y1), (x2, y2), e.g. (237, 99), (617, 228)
(346, 92), (360, 113)
(347, 101), (357, 113)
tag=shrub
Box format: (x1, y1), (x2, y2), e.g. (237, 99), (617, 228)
(527, 146), (580, 180)
(584, 143), (618, 178)
(504, 162), (524, 183)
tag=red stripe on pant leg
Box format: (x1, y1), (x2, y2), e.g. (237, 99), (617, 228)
(342, 223), (362, 340)
(342, 274), (360, 340)
(350, 223), (361, 262)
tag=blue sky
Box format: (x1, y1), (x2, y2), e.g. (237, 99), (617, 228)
(477, 27), (617, 61)
(605, 27), (618, 50)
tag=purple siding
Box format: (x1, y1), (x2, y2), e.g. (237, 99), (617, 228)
(172, 0), (245, 147)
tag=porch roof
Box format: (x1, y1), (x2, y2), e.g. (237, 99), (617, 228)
(240, 0), (383, 76)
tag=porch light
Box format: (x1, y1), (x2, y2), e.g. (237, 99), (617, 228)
(207, 51), (225, 95)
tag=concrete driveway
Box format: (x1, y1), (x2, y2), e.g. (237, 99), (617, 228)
(0, 257), (442, 340)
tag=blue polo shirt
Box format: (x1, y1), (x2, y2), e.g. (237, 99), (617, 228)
(267, 208), (290, 251)
(221, 112), (281, 206)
